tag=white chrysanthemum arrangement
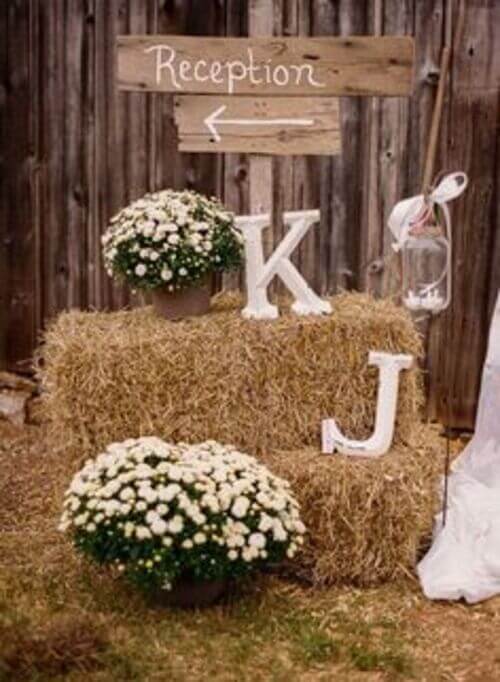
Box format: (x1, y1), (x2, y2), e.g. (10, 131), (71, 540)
(59, 438), (305, 592)
(101, 190), (244, 291)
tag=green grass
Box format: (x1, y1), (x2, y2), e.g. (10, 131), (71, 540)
(349, 643), (413, 676)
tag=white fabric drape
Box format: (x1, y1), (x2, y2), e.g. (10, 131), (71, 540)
(418, 291), (500, 603)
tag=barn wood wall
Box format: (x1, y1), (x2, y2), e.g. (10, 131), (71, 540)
(1, 0), (499, 429)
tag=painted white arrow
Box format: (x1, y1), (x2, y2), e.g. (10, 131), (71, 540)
(204, 105), (314, 143)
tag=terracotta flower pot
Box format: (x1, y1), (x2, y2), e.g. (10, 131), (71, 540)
(150, 577), (228, 609)
(151, 282), (210, 320)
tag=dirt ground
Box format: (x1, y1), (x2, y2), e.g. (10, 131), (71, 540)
(1, 421), (499, 682)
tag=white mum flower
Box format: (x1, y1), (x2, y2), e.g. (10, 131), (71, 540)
(138, 487), (157, 504)
(168, 516), (184, 534)
(273, 521), (288, 542)
(295, 520), (306, 534)
(142, 221), (155, 237)
(242, 546), (258, 562)
(161, 268), (173, 282)
(124, 521), (135, 537)
(119, 487), (135, 502)
(69, 498), (80, 512)
(136, 526), (152, 540)
(151, 519), (168, 536)
(192, 221), (208, 232)
(231, 496), (250, 519)
(69, 479), (89, 496)
(146, 510), (160, 525)
(201, 494), (219, 512)
(258, 515), (273, 533)
(248, 532), (266, 549)
(169, 466), (182, 482)
(135, 264), (147, 277)
(193, 532), (206, 545)
(135, 463), (154, 478)
(168, 234), (180, 245)
(149, 209), (167, 222)
(74, 513), (89, 527)
(188, 233), (202, 246)
(157, 483), (179, 502)
(272, 495), (287, 512)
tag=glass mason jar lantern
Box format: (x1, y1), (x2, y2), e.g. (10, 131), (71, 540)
(401, 224), (451, 314)
(388, 173), (467, 316)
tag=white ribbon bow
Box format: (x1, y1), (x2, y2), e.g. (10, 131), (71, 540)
(388, 172), (468, 252)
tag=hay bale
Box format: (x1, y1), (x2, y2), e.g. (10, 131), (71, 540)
(40, 292), (422, 460)
(263, 426), (443, 586)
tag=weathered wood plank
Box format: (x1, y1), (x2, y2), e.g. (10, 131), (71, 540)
(2, 0), (38, 371)
(429, 0), (500, 430)
(117, 35), (415, 96)
(39, 0), (68, 320)
(310, 0), (335, 295)
(65, 0), (86, 310)
(280, 0), (317, 291)
(106, 0), (132, 310)
(330, 0), (368, 293)
(407, 0), (445, 419)
(0, 0), (9, 366)
(29, 0), (43, 342)
(359, 0), (383, 296)
(221, 0), (249, 292)
(92, 0), (112, 309)
(379, 0), (414, 301)
(174, 95), (341, 154)
(248, 0), (274, 263)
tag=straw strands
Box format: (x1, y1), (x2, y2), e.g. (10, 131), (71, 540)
(263, 426), (443, 586)
(40, 292), (423, 462)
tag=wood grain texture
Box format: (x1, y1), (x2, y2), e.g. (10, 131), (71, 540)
(427, 0), (500, 429)
(174, 95), (341, 154)
(0, 1), (9, 366)
(1, 0), (37, 371)
(220, 0), (249, 292)
(248, 0), (273, 267)
(117, 34), (415, 96)
(1, 0), (499, 430)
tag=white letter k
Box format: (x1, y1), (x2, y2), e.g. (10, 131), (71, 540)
(236, 210), (332, 320)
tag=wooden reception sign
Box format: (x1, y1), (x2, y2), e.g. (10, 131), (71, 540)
(174, 95), (341, 155)
(117, 35), (415, 97)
